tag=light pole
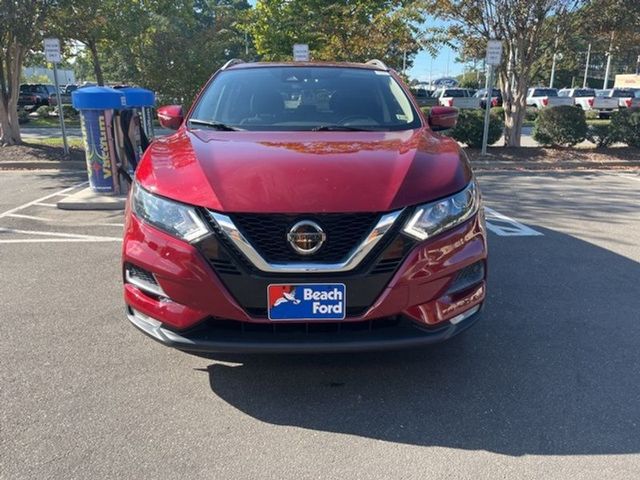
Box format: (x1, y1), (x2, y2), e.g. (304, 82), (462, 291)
(603, 31), (615, 89)
(582, 43), (591, 88)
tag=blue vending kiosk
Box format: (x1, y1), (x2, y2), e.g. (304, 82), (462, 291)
(72, 87), (126, 194)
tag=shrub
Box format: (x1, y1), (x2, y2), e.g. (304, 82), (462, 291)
(420, 106), (431, 116)
(491, 106), (505, 118)
(587, 124), (616, 148)
(59, 104), (79, 120)
(448, 109), (504, 148)
(35, 105), (52, 117)
(525, 107), (538, 122)
(533, 105), (588, 147)
(18, 108), (30, 124)
(610, 108), (640, 148)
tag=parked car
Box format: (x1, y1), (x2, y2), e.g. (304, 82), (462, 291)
(432, 88), (481, 109)
(59, 84), (79, 105)
(410, 86), (438, 107)
(124, 60), (487, 354)
(18, 84), (57, 109)
(598, 88), (640, 109)
(558, 88), (618, 118)
(526, 87), (574, 108)
(473, 88), (503, 109)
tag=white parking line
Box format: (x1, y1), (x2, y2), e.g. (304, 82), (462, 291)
(484, 207), (543, 237)
(34, 202), (58, 208)
(0, 227), (120, 242)
(7, 213), (52, 222)
(0, 238), (120, 244)
(0, 181), (88, 220)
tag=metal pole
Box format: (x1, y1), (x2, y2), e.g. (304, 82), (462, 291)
(603, 31), (614, 89)
(549, 53), (557, 88)
(481, 64), (494, 156)
(402, 50), (407, 75)
(583, 43), (591, 88)
(52, 62), (69, 156)
(603, 52), (612, 89)
(636, 54), (639, 75)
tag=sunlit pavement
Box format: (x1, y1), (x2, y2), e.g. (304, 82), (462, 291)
(1, 169), (639, 479)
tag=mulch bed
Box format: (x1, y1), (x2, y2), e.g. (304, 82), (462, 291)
(0, 143), (85, 163)
(467, 146), (640, 169)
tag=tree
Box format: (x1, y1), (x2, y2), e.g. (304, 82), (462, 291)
(0, 0), (53, 145)
(98, 0), (252, 107)
(250, 0), (421, 71)
(49, 0), (133, 86)
(422, 0), (581, 147)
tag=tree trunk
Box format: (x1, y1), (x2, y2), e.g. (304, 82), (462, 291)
(498, 40), (530, 147)
(0, 42), (24, 146)
(87, 40), (105, 86)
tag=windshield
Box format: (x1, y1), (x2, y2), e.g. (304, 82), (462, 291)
(611, 89), (634, 98)
(190, 66), (421, 131)
(533, 89), (558, 97)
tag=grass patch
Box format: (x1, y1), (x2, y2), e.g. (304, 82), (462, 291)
(26, 136), (84, 149)
(25, 117), (81, 128)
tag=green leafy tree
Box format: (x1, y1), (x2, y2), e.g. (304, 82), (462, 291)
(250, 0), (421, 71)
(421, 0), (581, 147)
(0, 0), (54, 145)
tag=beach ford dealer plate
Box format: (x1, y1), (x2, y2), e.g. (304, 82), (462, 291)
(267, 284), (346, 321)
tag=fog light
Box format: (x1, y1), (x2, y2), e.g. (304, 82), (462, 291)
(447, 261), (485, 294)
(125, 264), (167, 298)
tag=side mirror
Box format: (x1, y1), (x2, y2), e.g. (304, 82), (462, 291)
(428, 106), (458, 131)
(157, 105), (184, 130)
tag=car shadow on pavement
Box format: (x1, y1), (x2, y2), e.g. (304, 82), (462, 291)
(205, 226), (640, 456)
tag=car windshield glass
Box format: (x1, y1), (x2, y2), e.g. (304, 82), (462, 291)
(533, 89), (558, 97)
(574, 89), (594, 97)
(190, 66), (421, 132)
(611, 89), (634, 98)
(444, 90), (466, 97)
(20, 85), (38, 93)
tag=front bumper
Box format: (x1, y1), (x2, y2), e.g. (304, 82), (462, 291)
(127, 304), (482, 354)
(123, 209), (488, 352)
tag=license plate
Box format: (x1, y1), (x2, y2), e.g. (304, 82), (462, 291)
(267, 283), (346, 321)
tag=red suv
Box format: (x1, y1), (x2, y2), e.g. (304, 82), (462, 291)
(123, 60), (487, 354)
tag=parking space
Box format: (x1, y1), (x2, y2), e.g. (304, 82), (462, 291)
(1, 169), (639, 479)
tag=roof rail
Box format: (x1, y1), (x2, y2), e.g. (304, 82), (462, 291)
(365, 59), (388, 70)
(221, 59), (245, 70)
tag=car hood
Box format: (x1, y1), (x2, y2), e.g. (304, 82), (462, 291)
(136, 128), (471, 213)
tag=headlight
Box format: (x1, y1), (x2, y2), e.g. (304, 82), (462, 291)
(131, 182), (210, 242)
(403, 180), (480, 240)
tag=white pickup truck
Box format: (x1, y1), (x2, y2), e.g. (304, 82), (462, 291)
(597, 89), (640, 109)
(432, 88), (481, 109)
(558, 88), (618, 118)
(526, 88), (574, 108)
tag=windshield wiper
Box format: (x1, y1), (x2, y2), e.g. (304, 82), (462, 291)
(311, 125), (374, 132)
(188, 119), (240, 131)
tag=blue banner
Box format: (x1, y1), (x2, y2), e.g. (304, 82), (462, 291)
(80, 110), (115, 193)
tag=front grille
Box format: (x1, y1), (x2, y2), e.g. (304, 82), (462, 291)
(229, 212), (380, 263)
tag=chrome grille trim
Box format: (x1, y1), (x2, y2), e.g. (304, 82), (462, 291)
(208, 209), (404, 273)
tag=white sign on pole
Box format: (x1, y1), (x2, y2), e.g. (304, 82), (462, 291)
(293, 44), (309, 62)
(44, 38), (61, 63)
(485, 40), (503, 66)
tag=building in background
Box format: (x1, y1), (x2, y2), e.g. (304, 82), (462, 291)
(22, 66), (75, 84)
(614, 74), (640, 89)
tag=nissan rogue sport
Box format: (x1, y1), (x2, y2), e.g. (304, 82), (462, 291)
(123, 59), (487, 354)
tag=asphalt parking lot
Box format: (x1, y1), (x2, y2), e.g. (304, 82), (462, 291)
(1, 168), (639, 479)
